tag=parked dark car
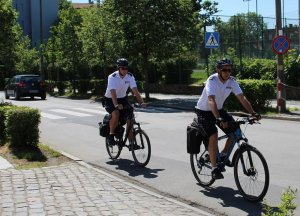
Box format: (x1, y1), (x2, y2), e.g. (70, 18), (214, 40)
(4, 74), (46, 100)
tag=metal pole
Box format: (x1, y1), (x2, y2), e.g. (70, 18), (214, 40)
(255, 0), (259, 57)
(39, 0), (44, 80)
(275, 0), (286, 112)
(256, 0), (257, 14)
(299, 0), (300, 51)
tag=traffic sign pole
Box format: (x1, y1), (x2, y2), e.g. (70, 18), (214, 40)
(275, 0), (287, 112)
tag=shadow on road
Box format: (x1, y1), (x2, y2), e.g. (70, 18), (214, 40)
(200, 186), (264, 216)
(106, 158), (165, 178)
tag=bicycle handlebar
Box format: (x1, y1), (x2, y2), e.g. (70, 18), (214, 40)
(236, 116), (260, 125)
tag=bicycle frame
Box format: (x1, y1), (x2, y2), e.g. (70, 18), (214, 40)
(215, 125), (248, 169)
(117, 111), (143, 149)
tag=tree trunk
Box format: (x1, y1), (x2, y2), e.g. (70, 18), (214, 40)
(143, 54), (150, 100)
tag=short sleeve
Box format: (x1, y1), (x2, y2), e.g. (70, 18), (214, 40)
(129, 75), (137, 89)
(206, 78), (216, 96)
(107, 75), (117, 91)
(232, 80), (243, 95)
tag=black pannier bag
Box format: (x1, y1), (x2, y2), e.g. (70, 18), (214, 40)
(99, 114), (110, 137)
(187, 118), (206, 154)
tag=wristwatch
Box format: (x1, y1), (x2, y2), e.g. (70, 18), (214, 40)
(216, 117), (224, 124)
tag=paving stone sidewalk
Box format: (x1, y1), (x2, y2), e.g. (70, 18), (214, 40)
(0, 161), (213, 216)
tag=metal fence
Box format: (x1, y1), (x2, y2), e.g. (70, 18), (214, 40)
(208, 14), (300, 59)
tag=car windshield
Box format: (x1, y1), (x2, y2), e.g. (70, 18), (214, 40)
(21, 76), (41, 83)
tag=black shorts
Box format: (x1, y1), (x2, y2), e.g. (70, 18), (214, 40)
(103, 96), (133, 119)
(195, 109), (237, 138)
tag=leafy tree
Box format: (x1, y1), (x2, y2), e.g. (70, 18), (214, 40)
(46, 0), (85, 82)
(79, 5), (121, 79)
(14, 27), (39, 74)
(101, 0), (201, 98)
(0, 0), (18, 87)
(215, 12), (267, 58)
(0, 0), (39, 88)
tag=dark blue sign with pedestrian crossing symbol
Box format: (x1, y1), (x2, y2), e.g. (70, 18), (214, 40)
(205, 32), (219, 48)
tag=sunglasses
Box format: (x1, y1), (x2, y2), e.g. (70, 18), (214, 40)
(221, 68), (232, 73)
(119, 67), (128, 70)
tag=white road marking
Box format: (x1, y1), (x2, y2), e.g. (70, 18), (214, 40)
(41, 112), (66, 120)
(73, 108), (107, 115)
(51, 109), (92, 117)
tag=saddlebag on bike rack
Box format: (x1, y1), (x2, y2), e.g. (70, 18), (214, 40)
(187, 118), (206, 154)
(99, 114), (110, 137)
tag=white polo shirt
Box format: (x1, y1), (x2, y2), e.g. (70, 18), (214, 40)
(104, 71), (137, 98)
(196, 73), (243, 111)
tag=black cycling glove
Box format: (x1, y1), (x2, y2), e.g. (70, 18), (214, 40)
(252, 112), (261, 120)
(216, 117), (225, 125)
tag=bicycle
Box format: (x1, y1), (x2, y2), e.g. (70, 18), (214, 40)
(100, 104), (151, 167)
(189, 116), (269, 202)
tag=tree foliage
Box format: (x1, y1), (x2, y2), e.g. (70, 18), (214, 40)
(14, 28), (39, 74)
(0, 0), (39, 88)
(0, 0), (18, 85)
(215, 12), (267, 58)
(45, 0), (85, 81)
(41, 0), (203, 97)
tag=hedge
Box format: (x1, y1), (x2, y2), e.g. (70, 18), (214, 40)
(224, 79), (275, 112)
(5, 106), (40, 147)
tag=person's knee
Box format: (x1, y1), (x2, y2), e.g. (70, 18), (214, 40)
(209, 133), (218, 145)
(111, 110), (120, 119)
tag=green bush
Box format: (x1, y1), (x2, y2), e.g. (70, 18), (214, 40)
(240, 58), (276, 80)
(224, 79), (275, 112)
(0, 102), (14, 144)
(263, 186), (298, 216)
(45, 80), (56, 95)
(90, 79), (106, 95)
(5, 106), (40, 147)
(284, 50), (300, 87)
(56, 81), (70, 94)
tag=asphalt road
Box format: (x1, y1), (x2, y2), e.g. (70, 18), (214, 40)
(1, 93), (299, 216)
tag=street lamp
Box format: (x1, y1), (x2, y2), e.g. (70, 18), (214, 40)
(39, 0), (44, 79)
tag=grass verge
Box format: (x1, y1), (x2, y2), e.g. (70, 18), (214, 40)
(0, 143), (72, 170)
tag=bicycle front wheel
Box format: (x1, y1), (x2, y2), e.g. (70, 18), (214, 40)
(234, 146), (269, 202)
(105, 137), (122, 159)
(131, 130), (151, 167)
(190, 150), (215, 187)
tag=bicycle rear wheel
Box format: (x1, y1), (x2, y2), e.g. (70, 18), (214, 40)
(131, 130), (151, 167)
(234, 145), (269, 202)
(105, 137), (122, 159)
(190, 149), (215, 187)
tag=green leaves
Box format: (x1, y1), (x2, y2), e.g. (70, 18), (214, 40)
(42, 0), (201, 86)
(0, 0), (39, 81)
(263, 186), (298, 216)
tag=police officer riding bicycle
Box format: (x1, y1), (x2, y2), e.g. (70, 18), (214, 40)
(103, 58), (146, 146)
(195, 58), (261, 180)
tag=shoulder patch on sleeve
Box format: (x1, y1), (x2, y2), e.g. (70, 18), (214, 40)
(127, 72), (133, 77)
(209, 76), (215, 80)
(112, 72), (117, 77)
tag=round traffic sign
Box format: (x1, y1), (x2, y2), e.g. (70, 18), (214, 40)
(272, 36), (290, 54)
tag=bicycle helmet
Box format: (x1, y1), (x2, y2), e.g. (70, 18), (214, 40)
(216, 58), (232, 68)
(116, 58), (129, 67)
